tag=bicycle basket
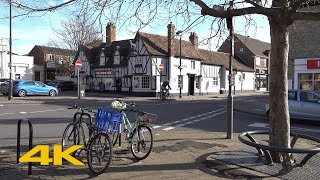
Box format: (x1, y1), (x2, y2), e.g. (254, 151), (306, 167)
(95, 108), (123, 133)
(136, 112), (158, 124)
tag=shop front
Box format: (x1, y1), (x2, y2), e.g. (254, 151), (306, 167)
(294, 58), (320, 93)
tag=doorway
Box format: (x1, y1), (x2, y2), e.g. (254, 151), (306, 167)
(188, 75), (195, 95)
(116, 78), (122, 92)
(35, 71), (40, 81)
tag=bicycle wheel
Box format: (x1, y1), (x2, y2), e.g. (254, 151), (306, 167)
(130, 124), (153, 160)
(87, 132), (113, 175)
(62, 123), (80, 156)
(156, 92), (162, 101)
(111, 132), (119, 147)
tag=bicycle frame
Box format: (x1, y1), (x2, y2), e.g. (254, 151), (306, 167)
(121, 112), (138, 139)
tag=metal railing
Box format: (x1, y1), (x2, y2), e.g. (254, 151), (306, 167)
(238, 130), (320, 166)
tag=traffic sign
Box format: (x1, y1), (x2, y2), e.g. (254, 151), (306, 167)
(75, 60), (82, 69)
(159, 64), (164, 71)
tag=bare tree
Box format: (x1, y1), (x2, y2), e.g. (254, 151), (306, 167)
(53, 13), (102, 51)
(2, 0), (320, 164)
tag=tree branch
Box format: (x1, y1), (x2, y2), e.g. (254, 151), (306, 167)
(290, 0), (309, 13)
(10, 0), (76, 12)
(190, 0), (278, 17)
(245, 0), (264, 8)
(291, 11), (320, 21)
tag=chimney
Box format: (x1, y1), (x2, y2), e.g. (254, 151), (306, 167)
(189, 32), (198, 49)
(106, 22), (116, 45)
(167, 22), (175, 56)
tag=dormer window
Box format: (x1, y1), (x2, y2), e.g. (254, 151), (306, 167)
(114, 51), (120, 65)
(100, 53), (105, 65)
(239, 48), (244, 52)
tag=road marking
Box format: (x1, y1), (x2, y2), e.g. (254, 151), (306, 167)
(176, 110), (226, 127)
(162, 127), (175, 131)
(0, 112), (14, 116)
(162, 108), (225, 126)
(0, 138), (61, 147)
(248, 123), (269, 128)
(153, 125), (161, 129)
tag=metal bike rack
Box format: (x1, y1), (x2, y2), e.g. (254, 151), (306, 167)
(238, 130), (320, 166)
(17, 118), (33, 175)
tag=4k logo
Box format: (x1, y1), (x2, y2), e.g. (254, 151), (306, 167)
(19, 145), (84, 166)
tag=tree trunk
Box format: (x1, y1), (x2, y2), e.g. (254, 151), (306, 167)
(268, 17), (294, 164)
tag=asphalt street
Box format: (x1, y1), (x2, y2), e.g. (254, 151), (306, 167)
(0, 95), (320, 147)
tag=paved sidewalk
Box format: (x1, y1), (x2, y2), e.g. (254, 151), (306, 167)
(1, 130), (319, 180)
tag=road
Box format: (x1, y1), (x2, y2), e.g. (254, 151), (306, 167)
(1, 95), (320, 148)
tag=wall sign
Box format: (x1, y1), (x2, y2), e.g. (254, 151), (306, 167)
(307, 60), (320, 69)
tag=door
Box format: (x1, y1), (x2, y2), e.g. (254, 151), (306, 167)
(298, 91), (320, 120)
(188, 75), (195, 95)
(35, 71), (40, 81)
(116, 78), (122, 92)
(34, 81), (48, 95)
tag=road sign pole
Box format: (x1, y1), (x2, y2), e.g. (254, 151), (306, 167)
(78, 68), (80, 99)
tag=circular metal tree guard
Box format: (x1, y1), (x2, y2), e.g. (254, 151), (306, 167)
(238, 130), (320, 166)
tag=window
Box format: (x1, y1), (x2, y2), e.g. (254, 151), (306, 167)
(191, 61), (195, 69)
(49, 54), (55, 61)
(288, 91), (297, 100)
(100, 53), (105, 65)
(141, 77), (150, 88)
(212, 77), (218, 86)
(300, 92), (320, 103)
(136, 57), (142, 64)
(24, 82), (35, 86)
(114, 56), (120, 64)
(255, 57), (260, 66)
(239, 48), (244, 52)
(260, 59), (267, 66)
(133, 77), (140, 88)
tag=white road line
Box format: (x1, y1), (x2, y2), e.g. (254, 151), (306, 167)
(0, 112), (14, 116)
(176, 110), (226, 127)
(162, 127), (175, 131)
(152, 125), (162, 129)
(162, 108), (225, 126)
(0, 138), (61, 147)
(248, 123), (269, 128)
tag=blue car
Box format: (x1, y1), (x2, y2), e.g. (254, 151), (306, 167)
(12, 80), (59, 97)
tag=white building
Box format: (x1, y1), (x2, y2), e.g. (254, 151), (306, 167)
(75, 23), (255, 96)
(0, 38), (34, 80)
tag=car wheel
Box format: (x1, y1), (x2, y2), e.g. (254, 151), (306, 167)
(49, 90), (56, 96)
(18, 90), (26, 97)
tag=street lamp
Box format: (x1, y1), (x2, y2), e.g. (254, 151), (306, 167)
(8, 0), (12, 100)
(226, 0), (234, 139)
(176, 30), (183, 98)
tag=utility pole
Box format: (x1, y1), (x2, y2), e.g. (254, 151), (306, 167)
(227, 0), (234, 139)
(8, 0), (13, 100)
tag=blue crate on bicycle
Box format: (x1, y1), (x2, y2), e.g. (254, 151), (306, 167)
(95, 108), (123, 133)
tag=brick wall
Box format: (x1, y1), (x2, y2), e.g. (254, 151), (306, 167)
(289, 5), (320, 60)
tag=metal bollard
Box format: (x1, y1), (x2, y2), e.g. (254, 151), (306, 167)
(17, 115), (33, 175)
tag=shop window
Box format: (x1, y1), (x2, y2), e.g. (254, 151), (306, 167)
(114, 56), (120, 65)
(212, 77), (218, 86)
(191, 61), (195, 69)
(141, 77), (150, 89)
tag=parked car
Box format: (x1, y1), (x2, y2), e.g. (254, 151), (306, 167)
(3, 80), (59, 97)
(46, 80), (62, 87)
(265, 90), (320, 121)
(55, 81), (75, 91)
(0, 79), (13, 95)
(0, 78), (10, 85)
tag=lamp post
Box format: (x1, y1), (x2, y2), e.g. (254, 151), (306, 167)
(176, 30), (183, 98)
(226, 0), (234, 139)
(8, 0), (12, 100)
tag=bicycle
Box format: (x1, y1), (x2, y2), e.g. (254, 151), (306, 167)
(61, 105), (113, 175)
(157, 89), (173, 101)
(110, 99), (157, 160)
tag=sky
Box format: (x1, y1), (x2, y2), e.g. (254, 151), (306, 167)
(0, 1), (271, 56)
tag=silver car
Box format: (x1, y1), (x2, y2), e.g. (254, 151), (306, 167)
(265, 90), (320, 121)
